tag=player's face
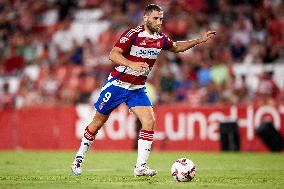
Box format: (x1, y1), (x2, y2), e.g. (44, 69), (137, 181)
(144, 11), (163, 33)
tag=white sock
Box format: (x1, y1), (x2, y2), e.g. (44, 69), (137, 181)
(75, 127), (97, 159)
(76, 137), (93, 158)
(136, 130), (154, 167)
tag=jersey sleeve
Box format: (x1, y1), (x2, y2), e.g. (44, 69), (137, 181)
(114, 28), (136, 52)
(162, 34), (174, 50)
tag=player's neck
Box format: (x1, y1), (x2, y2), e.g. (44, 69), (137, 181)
(144, 25), (155, 35)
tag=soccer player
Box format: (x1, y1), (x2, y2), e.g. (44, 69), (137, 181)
(71, 4), (216, 176)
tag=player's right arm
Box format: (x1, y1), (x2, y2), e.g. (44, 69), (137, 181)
(109, 47), (148, 71)
(109, 27), (149, 72)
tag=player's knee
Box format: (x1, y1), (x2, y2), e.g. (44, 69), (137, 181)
(142, 116), (155, 130)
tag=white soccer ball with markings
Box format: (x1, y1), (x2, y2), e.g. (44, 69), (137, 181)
(171, 157), (196, 182)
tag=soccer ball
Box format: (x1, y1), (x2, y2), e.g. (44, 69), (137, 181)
(171, 157), (196, 182)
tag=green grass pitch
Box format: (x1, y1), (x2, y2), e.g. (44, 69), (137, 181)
(0, 151), (283, 189)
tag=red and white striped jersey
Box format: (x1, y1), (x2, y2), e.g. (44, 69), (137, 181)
(109, 25), (174, 90)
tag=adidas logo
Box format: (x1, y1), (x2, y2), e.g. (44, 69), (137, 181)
(145, 148), (151, 152)
(84, 143), (90, 147)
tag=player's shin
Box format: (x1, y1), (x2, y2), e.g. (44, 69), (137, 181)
(76, 126), (98, 157)
(71, 126), (98, 175)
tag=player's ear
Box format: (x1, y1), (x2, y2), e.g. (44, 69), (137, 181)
(143, 15), (148, 23)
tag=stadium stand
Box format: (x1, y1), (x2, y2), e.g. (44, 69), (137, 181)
(0, 0), (283, 110)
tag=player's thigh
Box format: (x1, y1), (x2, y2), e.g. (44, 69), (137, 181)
(126, 88), (152, 108)
(94, 85), (128, 115)
(126, 88), (155, 128)
(130, 106), (155, 129)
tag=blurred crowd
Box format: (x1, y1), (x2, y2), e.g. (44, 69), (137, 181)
(0, 0), (284, 110)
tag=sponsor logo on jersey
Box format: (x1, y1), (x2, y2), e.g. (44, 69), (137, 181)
(136, 49), (159, 57)
(130, 45), (161, 59)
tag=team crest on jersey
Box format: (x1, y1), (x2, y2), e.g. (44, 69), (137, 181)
(99, 102), (105, 110)
(120, 37), (129, 43)
(140, 40), (146, 46)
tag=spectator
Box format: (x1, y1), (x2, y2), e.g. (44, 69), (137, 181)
(0, 0), (283, 109)
(230, 38), (247, 61)
(186, 82), (205, 106)
(77, 72), (96, 103)
(262, 34), (280, 63)
(257, 71), (280, 105)
(0, 83), (15, 110)
(197, 62), (211, 86)
(211, 62), (229, 86)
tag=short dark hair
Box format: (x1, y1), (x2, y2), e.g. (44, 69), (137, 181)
(144, 4), (163, 15)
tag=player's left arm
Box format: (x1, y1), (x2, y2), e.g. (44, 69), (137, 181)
(168, 31), (216, 53)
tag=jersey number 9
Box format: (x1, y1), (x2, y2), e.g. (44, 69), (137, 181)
(103, 92), (112, 102)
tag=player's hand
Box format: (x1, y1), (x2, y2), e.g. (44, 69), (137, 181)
(129, 62), (149, 71)
(198, 31), (216, 43)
